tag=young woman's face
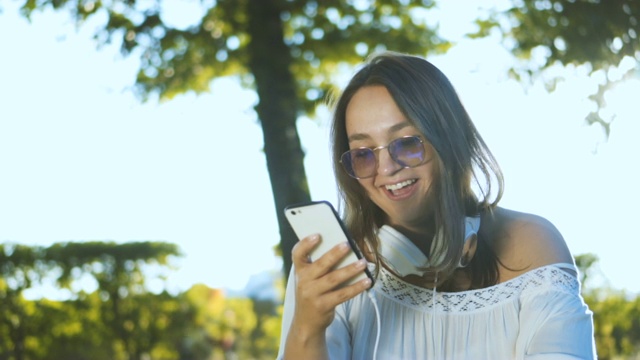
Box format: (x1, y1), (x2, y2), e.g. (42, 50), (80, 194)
(344, 85), (438, 228)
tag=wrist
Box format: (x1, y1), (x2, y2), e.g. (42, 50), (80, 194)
(289, 321), (327, 344)
(284, 322), (328, 359)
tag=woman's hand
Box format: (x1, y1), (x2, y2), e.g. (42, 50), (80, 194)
(284, 234), (372, 358)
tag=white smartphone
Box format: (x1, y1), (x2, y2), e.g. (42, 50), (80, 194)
(284, 200), (374, 287)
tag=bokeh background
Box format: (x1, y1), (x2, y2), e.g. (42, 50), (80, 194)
(1, 0), (639, 359)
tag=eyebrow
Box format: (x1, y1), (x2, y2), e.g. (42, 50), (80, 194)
(347, 121), (413, 142)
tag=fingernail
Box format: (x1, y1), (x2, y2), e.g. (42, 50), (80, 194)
(308, 234), (320, 243)
(338, 242), (350, 250)
(362, 278), (372, 288)
(355, 259), (367, 268)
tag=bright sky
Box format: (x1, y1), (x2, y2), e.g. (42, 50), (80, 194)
(1, 2), (638, 297)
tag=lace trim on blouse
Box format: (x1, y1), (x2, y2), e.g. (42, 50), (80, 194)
(376, 263), (580, 313)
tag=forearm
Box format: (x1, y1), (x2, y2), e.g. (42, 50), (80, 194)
(283, 322), (329, 360)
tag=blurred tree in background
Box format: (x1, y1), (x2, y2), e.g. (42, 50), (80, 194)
(472, 0), (639, 136)
(0, 242), (283, 359)
(575, 254), (640, 359)
(15, 0), (450, 282)
(12, 0), (638, 281)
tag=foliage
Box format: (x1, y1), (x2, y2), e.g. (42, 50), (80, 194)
(585, 290), (640, 359)
(19, 0), (449, 109)
(0, 241), (283, 360)
(499, 0), (638, 71)
(16, 0), (452, 283)
(577, 253), (640, 359)
(471, 0), (640, 135)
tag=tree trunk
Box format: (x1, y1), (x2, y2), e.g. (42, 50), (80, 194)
(245, 0), (311, 282)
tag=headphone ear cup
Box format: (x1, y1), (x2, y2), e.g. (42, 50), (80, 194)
(458, 233), (477, 268)
(458, 216), (481, 268)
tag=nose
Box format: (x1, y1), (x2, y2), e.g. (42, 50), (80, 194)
(376, 148), (403, 176)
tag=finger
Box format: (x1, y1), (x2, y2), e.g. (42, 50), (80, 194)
(295, 241), (353, 283)
(311, 241), (353, 272)
(291, 234), (320, 267)
(323, 276), (373, 308)
(291, 283), (345, 331)
(294, 241), (358, 296)
(313, 257), (369, 294)
(295, 261), (371, 314)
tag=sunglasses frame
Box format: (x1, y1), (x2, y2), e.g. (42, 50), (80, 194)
(340, 135), (428, 179)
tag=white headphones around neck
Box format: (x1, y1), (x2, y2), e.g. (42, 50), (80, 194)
(377, 216), (481, 277)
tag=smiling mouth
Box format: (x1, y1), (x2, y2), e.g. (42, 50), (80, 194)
(385, 179), (416, 192)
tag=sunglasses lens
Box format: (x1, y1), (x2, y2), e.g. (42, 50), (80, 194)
(342, 148), (376, 178)
(389, 137), (425, 167)
(341, 136), (426, 179)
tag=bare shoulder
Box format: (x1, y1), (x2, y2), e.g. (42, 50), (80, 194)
(480, 207), (575, 282)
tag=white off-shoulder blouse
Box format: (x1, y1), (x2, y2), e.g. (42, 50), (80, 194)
(277, 263), (596, 359)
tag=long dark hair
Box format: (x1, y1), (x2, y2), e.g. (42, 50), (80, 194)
(330, 51), (504, 290)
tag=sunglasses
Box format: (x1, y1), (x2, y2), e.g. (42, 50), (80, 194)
(340, 135), (429, 179)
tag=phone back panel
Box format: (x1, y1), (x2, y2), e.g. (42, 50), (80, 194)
(284, 201), (370, 285)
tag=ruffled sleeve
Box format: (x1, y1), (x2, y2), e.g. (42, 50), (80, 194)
(275, 268), (295, 360)
(516, 266), (596, 359)
(325, 301), (353, 359)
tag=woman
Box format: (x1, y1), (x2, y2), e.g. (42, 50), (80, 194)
(277, 52), (596, 359)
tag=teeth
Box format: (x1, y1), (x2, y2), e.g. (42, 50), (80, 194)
(385, 180), (416, 191)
